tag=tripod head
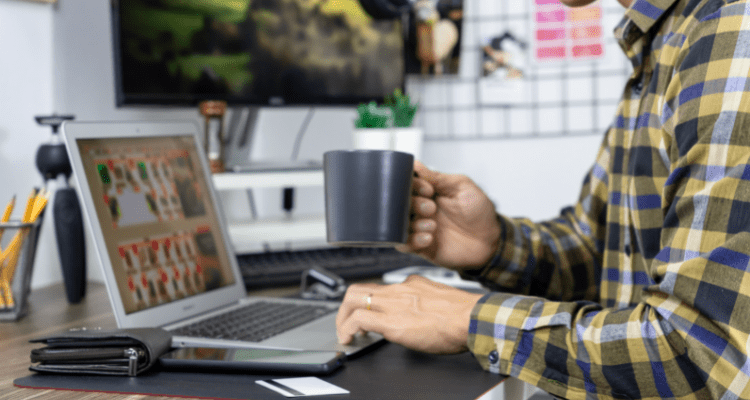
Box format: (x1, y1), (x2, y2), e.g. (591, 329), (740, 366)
(35, 115), (75, 134)
(35, 115), (75, 181)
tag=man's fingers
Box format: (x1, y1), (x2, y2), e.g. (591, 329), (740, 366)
(412, 160), (436, 201)
(394, 243), (410, 253)
(336, 284), (419, 334)
(397, 232), (437, 260)
(415, 160), (466, 196)
(414, 161), (450, 193)
(337, 308), (388, 345)
(409, 232), (433, 249)
(414, 160), (430, 178)
(336, 283), (392, 327)
(413, 218), (436, 233)
(347, 282), (385, 292)
(412, 197), (436, 218)
(402, 219), (435, 250)
(403, 273), (454, 291)
(412, 177), (435, 198)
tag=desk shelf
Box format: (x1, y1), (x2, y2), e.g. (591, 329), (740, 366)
(212, 160), (324, 191)
(227, 215), (327, 253)
(213, 170), (323, 190)
(212, 165), (327, 251)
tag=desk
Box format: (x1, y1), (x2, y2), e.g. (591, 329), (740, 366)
(2, 282), (518, 400)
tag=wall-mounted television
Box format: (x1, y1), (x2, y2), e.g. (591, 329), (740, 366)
(111, 0), (405, 106)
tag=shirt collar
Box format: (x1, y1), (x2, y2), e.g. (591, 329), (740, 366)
(614, 0), (679, 45)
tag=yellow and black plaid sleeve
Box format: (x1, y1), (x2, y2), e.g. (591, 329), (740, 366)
(467, 0), (750, 397)
(468, 139), (609, 302)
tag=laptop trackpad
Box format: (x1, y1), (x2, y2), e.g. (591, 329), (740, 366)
(261, 317), (383, 354)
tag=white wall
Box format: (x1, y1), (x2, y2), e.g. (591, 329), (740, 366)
(0, 0), (608, 290)
(0, 0), (58, 289)
(423, 135), (602, 221)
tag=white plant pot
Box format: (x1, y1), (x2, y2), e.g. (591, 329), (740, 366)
(352, 127), (423, 161)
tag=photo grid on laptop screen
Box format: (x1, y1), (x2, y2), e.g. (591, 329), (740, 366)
(76, 135), (236, 315)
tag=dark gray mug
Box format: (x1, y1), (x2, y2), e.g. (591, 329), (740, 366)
(324, 150), (414, 246)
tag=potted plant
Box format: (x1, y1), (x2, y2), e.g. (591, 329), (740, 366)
(353, 89), (422, 160)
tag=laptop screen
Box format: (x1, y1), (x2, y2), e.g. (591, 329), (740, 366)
(76, 135), (236, 315)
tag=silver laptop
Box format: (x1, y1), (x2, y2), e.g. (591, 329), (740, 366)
(62, 120), (382, 355)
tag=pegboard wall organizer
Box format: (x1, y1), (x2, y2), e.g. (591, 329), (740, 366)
(406, 0), (633, 141)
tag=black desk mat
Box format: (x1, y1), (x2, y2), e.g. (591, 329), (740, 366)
(15, 342), (504, 400)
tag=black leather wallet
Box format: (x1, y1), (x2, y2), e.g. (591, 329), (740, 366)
(29, 327), (173, 376)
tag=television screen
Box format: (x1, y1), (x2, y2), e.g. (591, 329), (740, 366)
(112, 0), (405, 106)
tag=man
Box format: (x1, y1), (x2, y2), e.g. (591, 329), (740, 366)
(335, 0), (750, 395)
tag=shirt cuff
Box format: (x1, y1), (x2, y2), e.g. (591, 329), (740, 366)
(466, 291), (517, 375)
(466, 292), (592, 399)
(459, 214), (517, 281)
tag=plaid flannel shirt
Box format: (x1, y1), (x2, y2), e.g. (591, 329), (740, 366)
(466, 0), (750, 397)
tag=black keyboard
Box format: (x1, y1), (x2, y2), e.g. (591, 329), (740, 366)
(237, 247), (434, 289)
(171, 301), (335, 342)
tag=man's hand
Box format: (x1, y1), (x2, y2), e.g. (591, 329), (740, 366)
(397, 161), (502, 270)
(336, 275), (484, 354)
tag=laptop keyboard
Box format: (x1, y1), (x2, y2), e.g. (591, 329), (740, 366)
(171, 301), (336, 342)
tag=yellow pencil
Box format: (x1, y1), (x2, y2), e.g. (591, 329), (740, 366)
(0, 229), (27, 308)
(21, 188), (38, 223)
(0, 195), (15, 253)
(29, 189), (48, 223)
(1, 195), (14, 223)
(0, 195), (14, 308)
(0, 233), (18, 309)
(1, 237), (22, 307)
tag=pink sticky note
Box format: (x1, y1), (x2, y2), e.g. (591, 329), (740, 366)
(537, 46), (566, 59)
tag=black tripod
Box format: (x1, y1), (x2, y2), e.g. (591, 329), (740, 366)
(35, 115), (86, 304)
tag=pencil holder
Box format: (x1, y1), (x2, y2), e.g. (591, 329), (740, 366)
(0, 217), (44, 321)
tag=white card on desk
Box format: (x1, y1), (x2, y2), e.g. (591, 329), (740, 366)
(256, 377), (349, 397)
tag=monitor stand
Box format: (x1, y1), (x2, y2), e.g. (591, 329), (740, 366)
(223, 106), (260, 170)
